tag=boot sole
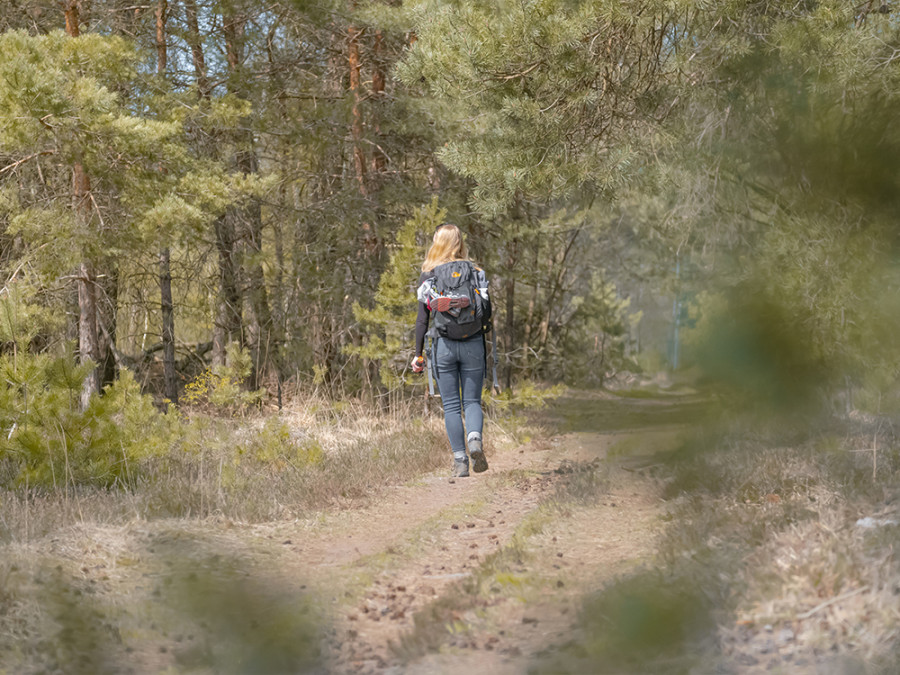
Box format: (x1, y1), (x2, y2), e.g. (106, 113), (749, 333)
(470, 450), (488, 473)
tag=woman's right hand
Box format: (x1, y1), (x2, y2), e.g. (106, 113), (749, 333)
(411, 356), (425, 373)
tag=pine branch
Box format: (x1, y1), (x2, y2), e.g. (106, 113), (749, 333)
(0, 151), (57, 176)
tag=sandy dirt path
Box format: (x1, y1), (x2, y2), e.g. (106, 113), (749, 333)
(271, 393), (691, 673)
(0, 391), (698, 674)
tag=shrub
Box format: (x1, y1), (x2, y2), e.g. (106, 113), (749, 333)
(182, 342), (265, 414)
(0, 352), (180, 489)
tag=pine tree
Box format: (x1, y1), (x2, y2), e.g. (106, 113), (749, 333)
(347, 198), (445, 389)
(397, 0), (677, 215)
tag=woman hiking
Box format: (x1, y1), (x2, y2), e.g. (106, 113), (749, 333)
(411, 224), (492, 478)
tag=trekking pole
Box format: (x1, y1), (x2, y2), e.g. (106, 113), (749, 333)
(426, 337), (437, 397)
(491, 335), (501, 395)
(426, 356), (435, 397)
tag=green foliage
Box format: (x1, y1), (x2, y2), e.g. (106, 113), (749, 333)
(666, 2), (900, 405)
(681, 289), (835, 414)
(182, 343), (265, 414)
(0, 0), (894, 472)
(485, 381), (565, 412)
(0, 282), (63, 349)
(399, 0), (675, 214)
(239, 418), (325, 469)
(0, 353), (179, 489)
(0, 29), (268, 295)
(562, 273), (638, 386)
(346, 198), (445, 388)
(165, 555), (324, 673)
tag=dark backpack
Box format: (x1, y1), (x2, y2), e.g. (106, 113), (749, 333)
(430, 261), (491, 340)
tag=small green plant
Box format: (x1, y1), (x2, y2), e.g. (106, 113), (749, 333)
(182, 343), (265, 414)
(484, 381), (565, 412)
(241, 418), (325, 468)
(0, 351), (180, 489)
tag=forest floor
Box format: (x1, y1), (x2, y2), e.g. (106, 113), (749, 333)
(2, 390), (896, 674)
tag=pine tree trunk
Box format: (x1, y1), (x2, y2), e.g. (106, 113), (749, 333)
(63, 0), (81, 37)
(370, 29), (386, 176)
(272, 188), (286, 408)
(348, 19), (367, 196)
(97, 267), (118, 389)
(183, 0), (209, 99)
(78, 259), (100, 409)
(159, 248), (178, 403)
(222, 5), (274, 388)
(521, 238), (541, 375)
(504, 271), (516, 391)
(155, 0), (167, 74)
(503, 207), (522, 391)
(184, 0), (246, 368)
(212, 214), (242, 367)
(239, 188), (274, 389)
(156, 0), (178, 404)
(65, 1), (102, 407)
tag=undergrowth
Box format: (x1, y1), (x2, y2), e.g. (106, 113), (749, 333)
(0, 344), (553, 541)
(0, 355), (438, 541)
(540, 413), (900, 673)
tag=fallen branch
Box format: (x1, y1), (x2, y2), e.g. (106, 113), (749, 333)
(797, 586), (869, 621)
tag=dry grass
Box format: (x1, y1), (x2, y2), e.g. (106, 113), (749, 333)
(542, 414), (900, 673)
(0, 392), (469, 673)
(0, 392), (453, 543)
(0, 383), (547, 673)
(0, 539), (325, 674)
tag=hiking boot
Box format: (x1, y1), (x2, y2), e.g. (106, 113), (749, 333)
(452, 458), (470, 478)
(467, 432), (488, 473)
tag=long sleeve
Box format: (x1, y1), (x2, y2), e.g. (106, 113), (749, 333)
(415, 299), (429, 356)
(414, 271), (430, 356)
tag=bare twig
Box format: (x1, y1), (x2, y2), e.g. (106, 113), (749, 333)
(0, 150), (56, 176)
(492, 61), (543, 81)
(797, 586), (870, 621)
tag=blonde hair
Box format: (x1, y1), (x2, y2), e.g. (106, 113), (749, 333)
(422, 224), (469, 272)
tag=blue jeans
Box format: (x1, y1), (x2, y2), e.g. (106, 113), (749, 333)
(433, 336), (485, 460)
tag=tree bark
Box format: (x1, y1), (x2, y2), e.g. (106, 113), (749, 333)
(521, 236), (541, 375)
(97, 268), (119, 389)
(348, 21), (367, 196)
(504, 237), (517, 391)
(222, 3), (275, 388)
(212, 214), (242, 367)
(370, 29), (386, 176)
(64, 1), (102, 407)
(155, 0), (178, 404)
(155, 0), (167, 74)
(64, 0), (81, 36)
(536, 228), (580, 358)
(77, 261), (100, 409)
(184, 0), (245, 368)
(159, 248), (178, 403)
(183, 0), (210, 99)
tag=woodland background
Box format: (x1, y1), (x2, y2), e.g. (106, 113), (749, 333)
(3, 2), (900, 672)
(2, 0), (899, 415)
